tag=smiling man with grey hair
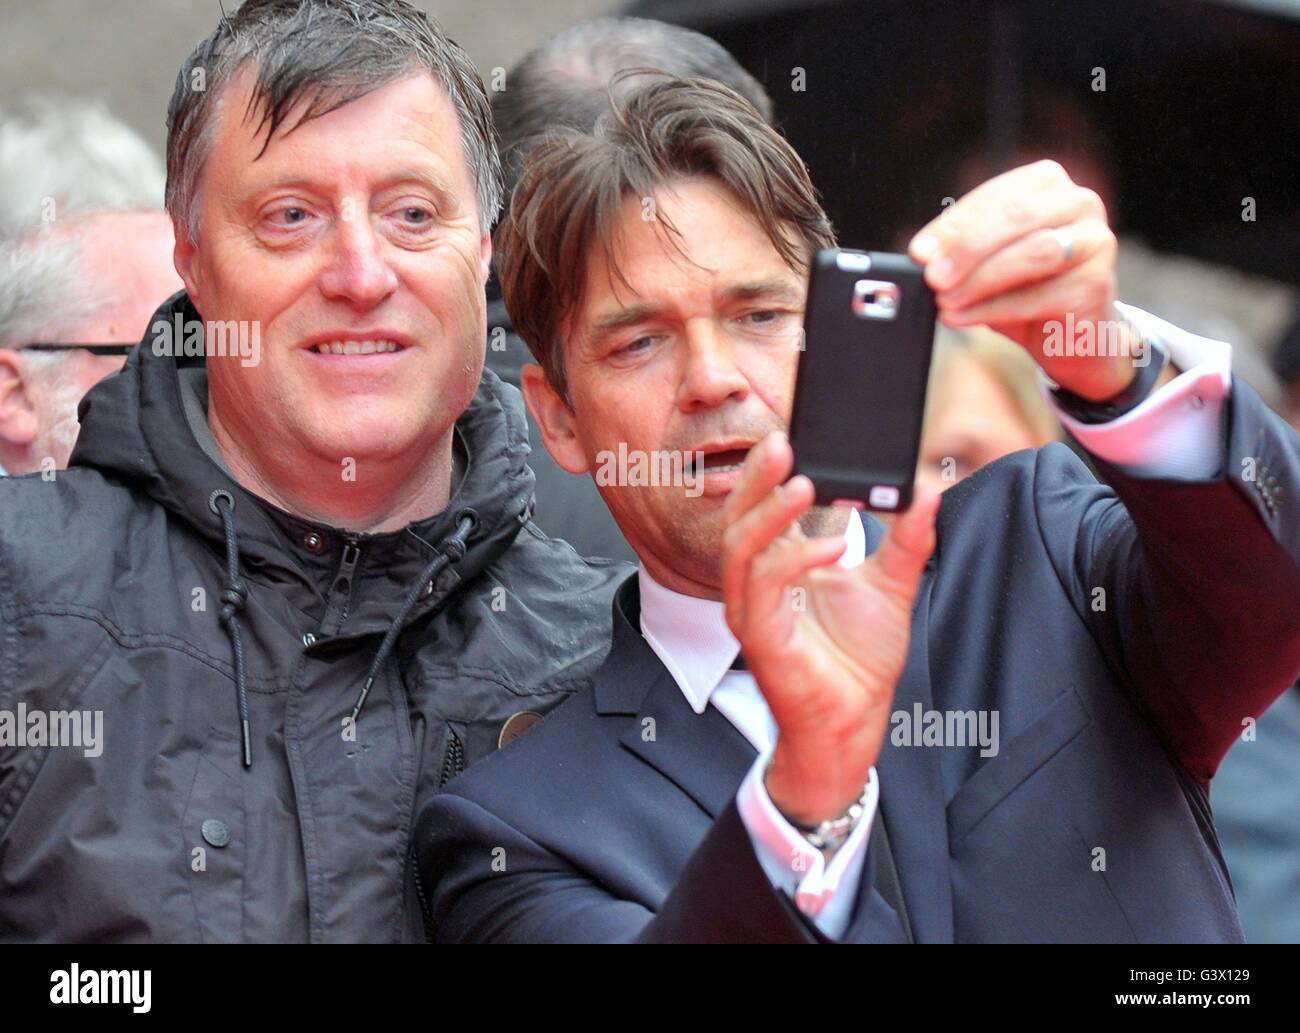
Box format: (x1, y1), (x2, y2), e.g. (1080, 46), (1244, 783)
(0, 0), (624, 943)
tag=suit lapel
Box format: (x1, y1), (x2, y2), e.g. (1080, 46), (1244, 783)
(620, 672), (757, 820)
(595, 577), (757, 820)
(868, 514), (956, 943)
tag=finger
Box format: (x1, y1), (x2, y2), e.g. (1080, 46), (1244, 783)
(935, 218), (1115, 313)
(722, 473), (815, 630)
(721, 431), (793, 529)
(909, 161), (1106, 292)
(738, 534), (847, 644)
(938, 249), (1114, 330)
(911, 161), (1100, 269)
(861, 485), (940, 604)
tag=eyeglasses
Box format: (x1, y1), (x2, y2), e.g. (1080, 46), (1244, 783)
(19, 343), (136, 356)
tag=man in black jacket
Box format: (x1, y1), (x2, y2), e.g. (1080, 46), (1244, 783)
(0, 0), (624, 942)
(416, 77), (1300, 942)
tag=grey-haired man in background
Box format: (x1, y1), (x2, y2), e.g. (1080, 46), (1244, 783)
(0, 95), (167, 240)
(0, 212), (182, 474)
(0, 97), (179, 475)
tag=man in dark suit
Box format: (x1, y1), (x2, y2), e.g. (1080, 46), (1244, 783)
(484, 16), (777, 563)
(415, 77), (1300, 942)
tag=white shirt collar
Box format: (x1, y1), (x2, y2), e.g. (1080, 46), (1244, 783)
(639, 507), (868, 715)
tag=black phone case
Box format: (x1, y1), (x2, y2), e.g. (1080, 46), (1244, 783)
(789, 248), (937, 511)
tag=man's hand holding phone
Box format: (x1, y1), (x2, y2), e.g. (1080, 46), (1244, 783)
(721, 432), (941, 829)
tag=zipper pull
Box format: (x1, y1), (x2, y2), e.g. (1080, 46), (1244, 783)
(330, 536), (362, 621)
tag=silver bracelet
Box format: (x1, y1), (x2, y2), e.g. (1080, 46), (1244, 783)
(767, 759), (872, 853)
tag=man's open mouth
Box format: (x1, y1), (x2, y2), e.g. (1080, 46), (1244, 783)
(691, 445), (754, 476)
(308, 339), (406, 355)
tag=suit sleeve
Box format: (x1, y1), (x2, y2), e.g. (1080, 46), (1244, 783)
(418, 790), (826, 943)
(1031, 376), (1300, 784)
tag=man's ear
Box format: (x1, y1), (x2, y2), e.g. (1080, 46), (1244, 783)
(0, 349), (40, 449)
(172, 224), (203, 307)
(521, 362), (589, 475)
(480, 229), (492, 284)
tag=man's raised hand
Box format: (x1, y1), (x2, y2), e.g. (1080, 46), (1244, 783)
(721, 432), (940, 827)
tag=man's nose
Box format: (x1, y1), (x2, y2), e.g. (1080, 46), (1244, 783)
(318, 214), (399, 309)
(679, 319), (750, 412)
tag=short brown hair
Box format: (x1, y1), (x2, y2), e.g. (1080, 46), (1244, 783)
(495, 75), (836, 401)
(492, 18), (776, 201)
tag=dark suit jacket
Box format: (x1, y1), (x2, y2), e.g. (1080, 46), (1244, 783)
(415, 380), (1300, 943)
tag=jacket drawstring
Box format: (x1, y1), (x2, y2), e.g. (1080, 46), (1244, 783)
(207, 495), (477, 764)
(350, 510), (478, 724)
(209, 490), (253, 769)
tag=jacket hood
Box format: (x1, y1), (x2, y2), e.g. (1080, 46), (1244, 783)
(71, 291), (535, 595)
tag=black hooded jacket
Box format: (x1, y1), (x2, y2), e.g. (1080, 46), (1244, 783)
(0, 292), (629, 942)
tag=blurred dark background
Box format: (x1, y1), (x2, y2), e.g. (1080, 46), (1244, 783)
(627, 0), (1300, 288)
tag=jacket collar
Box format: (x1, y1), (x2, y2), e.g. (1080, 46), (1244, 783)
(594, 576), (670, 716)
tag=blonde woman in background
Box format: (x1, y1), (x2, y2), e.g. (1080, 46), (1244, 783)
(915, 326), (1063, 496)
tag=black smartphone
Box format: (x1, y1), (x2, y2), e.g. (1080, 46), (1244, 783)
(788, 248), (938, 512)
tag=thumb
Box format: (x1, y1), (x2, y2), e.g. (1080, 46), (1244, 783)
(863, 485), (940, 602)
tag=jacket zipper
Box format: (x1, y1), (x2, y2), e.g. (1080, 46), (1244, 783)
(332, 536), (362, 623)
(439, 727), (465, 787)
(414, 727), (466, 942)
(411, 841), (435, 943)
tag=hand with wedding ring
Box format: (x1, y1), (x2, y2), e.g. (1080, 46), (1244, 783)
(907, 160), (1172, 402)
